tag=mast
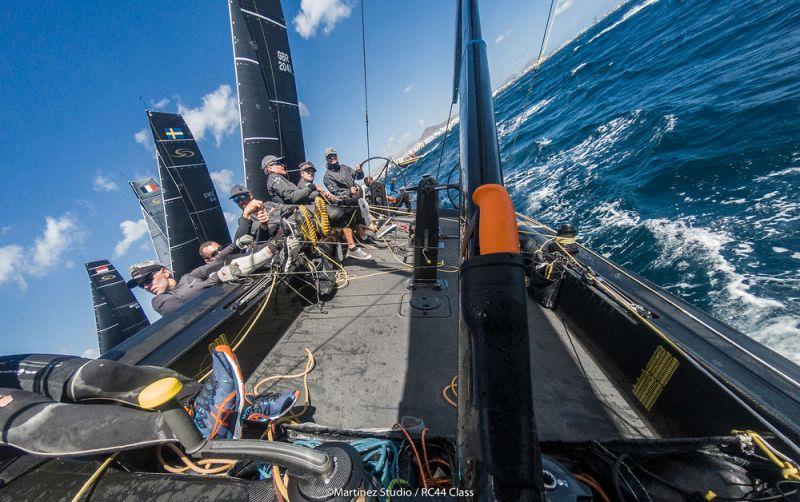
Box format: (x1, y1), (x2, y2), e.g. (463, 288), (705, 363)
(454, 0), (543, 498)
(86, 260), (149, 354)
(229, 0), (307, 195)
(129, 177), (170, 268)
(148, 111), (231, 279)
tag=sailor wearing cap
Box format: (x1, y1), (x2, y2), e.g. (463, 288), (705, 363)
(322, 147), (364, 200)
(229, 183), (285, 244)
(262, 155), (328, 205)
(127, 254), (231, 316)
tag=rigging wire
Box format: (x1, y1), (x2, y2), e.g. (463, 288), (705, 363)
(508, 0), (558, 155)
(360, 0), (371, 159)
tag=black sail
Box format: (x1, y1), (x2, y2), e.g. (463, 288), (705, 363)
(86, 260), (150, 354)
(129, 178), (170, 268)
(229, 0), (306, 195)
(147, 111), (231, 278)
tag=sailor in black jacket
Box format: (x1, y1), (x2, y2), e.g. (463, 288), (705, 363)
(229, 184), (282, 243)
(322, 147), (364, 200)
(263, 155), (325, 205)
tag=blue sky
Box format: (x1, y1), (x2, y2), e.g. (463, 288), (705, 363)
(0, 0), (617, 357)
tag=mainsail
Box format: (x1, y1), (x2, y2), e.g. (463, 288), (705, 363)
(147, 111), (231, 278)
(229, 0), (307, 195)
(129, 177), (170, 268)
(86, 260), (149, 354)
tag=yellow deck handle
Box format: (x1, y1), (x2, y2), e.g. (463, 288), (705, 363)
(472, 184), (520, 255)
(138, 377), (183, 409)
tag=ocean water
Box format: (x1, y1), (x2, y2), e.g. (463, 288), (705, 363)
(403, 0), (800, 362)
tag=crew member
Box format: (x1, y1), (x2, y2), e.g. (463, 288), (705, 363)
(297, 161), (367, 258)
(129, 241), (277, 315)
(229, 184), (281, 243)
(322, 147), (364, 200)
(263, 155), (328, 205)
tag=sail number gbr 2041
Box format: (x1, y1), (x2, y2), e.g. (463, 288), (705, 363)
(277, 50), (293, 74)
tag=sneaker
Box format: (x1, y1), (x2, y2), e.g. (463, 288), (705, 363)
(192, 345), (246, 439)
(356, 234), (388, 249)
(347, 247), (372, 260)
(243, 390), (300, 422)
(376, 221), (397, 239)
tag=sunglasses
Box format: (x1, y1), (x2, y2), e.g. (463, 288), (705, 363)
(232, 194), (249, 203)
(140, 272), (157, 288)
(204, 248), (220, 261)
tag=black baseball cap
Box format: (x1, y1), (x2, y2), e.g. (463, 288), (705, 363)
(229, 184), (250, 199)
(261, 155), (284, 170)
(127, 261), (165, 288)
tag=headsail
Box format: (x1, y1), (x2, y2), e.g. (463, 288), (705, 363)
(129, 177), (170, 268)
(229, 0), (306, 194)
(86, 260), (150, 354)
(147, 111), (231, 278)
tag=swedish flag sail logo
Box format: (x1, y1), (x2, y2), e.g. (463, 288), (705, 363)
(164, 128), (184, 140)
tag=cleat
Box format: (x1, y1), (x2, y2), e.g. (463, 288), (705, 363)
(192, 345), (246, 439)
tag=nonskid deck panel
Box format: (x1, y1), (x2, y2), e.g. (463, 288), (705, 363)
(245, 213), (654, 441)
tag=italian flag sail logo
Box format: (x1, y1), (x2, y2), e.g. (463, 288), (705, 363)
(93, 265), (110, 274)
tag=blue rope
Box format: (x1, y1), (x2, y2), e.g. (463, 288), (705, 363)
(282, 438), (400, 488)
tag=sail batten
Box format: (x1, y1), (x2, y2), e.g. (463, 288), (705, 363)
(229, 0), (306, 194)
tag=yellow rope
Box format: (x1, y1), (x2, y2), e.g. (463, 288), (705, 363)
(253, 348), (316, 421)
(71, 452), (118, 502)
(442, 375), (457, 408)
(196, 274), (278, 382)
(733, 430), (800, 480)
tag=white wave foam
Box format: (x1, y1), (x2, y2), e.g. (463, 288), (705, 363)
(589, 0), (661, 44)
(644, 218), (784, 311)
(663, 114), (677, 132)
(496, 98), (553, 139)
(752, 316), (800, 364)
(594, 200), (641, 227)
(793, 252), (800, 260)
(772, 247), (789, 253)
(754, 166), (800, 181)
(571, 62), (587, 76)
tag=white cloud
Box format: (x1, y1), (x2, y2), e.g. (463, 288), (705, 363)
(418, 119), (426, 127)
(81, 347), (100, 359)
(403, 83), (414, 94)
(32, 215), (83, 272)
(0, 245), (26, 288)
(299, 101), (310, 117)
(93, 174), (118, 192)
(114, 219), (149, 257)
(210, 169), (236, 195)
(178, 85), (239, 147)
(134, 128), (149, 147)
(555, 0), (574, 16)
(151, 98), (170, 110)
(495, 28), (512, 45)
(294, 0), (353, 38)
(224, 212), (238, 225)
(0, 215), (83, 288)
